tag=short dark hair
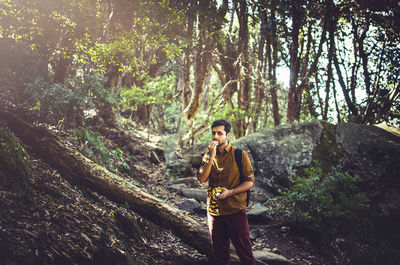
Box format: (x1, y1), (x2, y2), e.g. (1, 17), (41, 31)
(211, 119), (231, 134)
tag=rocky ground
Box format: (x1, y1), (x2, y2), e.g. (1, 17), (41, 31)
(0, 118), (333, 265)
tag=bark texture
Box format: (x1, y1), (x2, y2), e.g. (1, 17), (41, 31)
(0, 110), (212, 258)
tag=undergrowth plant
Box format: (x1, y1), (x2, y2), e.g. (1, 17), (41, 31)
(267, 163), (400, 265)
(266, 164), (385, 264)
(69, 127), (130, 174)
(0, 127), (32, 193)
(268, 164), (370, 241)
(24, 73), (117, 126)
(120, 73), (178, 133)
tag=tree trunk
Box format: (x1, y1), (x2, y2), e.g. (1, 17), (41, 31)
(98, 65), (119, 127)
(216, 40), (238, 105)
(182, 51), (192, 109)
(323, 47), (333, 120)
(357, 23), (371, 95)
(0, 110), (212, 258)
(53, 35), (74, 84)
(97, 3), (119, 128)
(375, 83), (400, 123)
(333, 43), (359, 116)
(286, 3), (303, 123)
(252, 5), (267, 132)
(181, 10), (195, 109)
(53, 54), (73, 84)
(266, 4), (281, 127)
(184, 26), (213, 122)
(350, 18), (362, 106)
(214, 2), (239, 107)
(361, 37), (386, 124)
(332, 82), (342, 123)
(234, 0), (251, 138)
(287, 1), (329, 122)
(303, 83), (318, 118)
(184, 41), (211, 122)
(322, 11), (336, 120)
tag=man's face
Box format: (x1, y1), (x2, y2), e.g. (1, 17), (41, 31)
(212, 125), (230, 146)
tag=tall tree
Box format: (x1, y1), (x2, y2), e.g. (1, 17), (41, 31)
(184, 0), (227, 124)
(179, 3), (196, 109)
(265, 1), (281, 127)
(232, 0), (251, 137)
(184, 13), (213, 122)
(252, 3), (267, 131)
(286, 0), (328, 123)
(286, 0), (304, 123)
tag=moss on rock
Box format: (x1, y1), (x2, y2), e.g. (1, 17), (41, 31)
(312, 121), (344, 173)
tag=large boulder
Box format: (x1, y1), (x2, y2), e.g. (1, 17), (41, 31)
(335, 122), (400, 216)
(232, 122), (323, 192)
(182, 121), (400, 215)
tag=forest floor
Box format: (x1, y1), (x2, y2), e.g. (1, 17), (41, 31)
(0, 117), (335, 265)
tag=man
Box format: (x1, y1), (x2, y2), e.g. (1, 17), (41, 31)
(198, 119), (255, 265)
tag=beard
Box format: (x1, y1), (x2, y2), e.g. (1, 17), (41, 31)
(215, 138), (227, 147)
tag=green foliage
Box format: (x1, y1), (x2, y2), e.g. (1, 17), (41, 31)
(24, 73), (117, 124)
(120, 73), (179, 133)
(267, 164), (400, 264)
(25, 79), (84, 123)
(121, 74), (174, 108)
(268, 165), (370, 241)
(69, 127), (130, 174)
(89, 33), (144, 72)
(190, 85), (256, 143)
(0, 127), (32, 193)
(82, 73), (119, 110)
(0, 0), (103, 68)
(221, 106), (252, 128)
(110, 147), (130, 172)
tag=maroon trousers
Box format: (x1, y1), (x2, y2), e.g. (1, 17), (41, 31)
(207, 209), (255, 265)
